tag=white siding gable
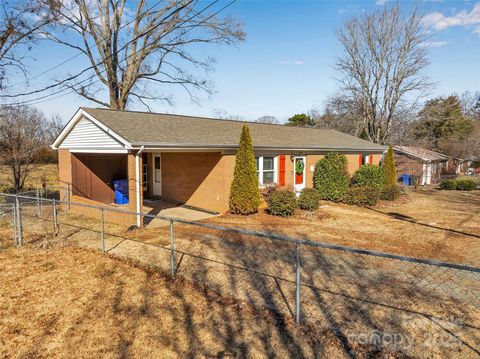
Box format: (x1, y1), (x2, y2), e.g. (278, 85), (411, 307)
(58, 116), (125, 150)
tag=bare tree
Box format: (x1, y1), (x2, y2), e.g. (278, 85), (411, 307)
(42, 0), (245, 110)
(256, 115), (279, 124)
(212, 108), (243, 121)
(0, 105), (48, 191)
(0, 1), (56, 90)
(334, 3), (432, 144)
(313, 96), (364, 136)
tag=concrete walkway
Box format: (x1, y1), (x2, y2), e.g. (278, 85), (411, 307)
(142, 199), (218, 225)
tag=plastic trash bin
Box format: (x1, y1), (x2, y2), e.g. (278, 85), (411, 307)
(112, 179), (129, 204)
(400, 174), (409, 186)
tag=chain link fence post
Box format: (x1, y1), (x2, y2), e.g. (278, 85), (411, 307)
(65, 183), (71, 210)
(170, 220), (175, 278)
(36, 188), (40, 217)
(52, 199), (58, 234)
(39, 188), (43, 217)
(12, 202), (17, 245)
(15, 197), (22, 246)
(100, 208), (105, 253)
(295, 241), (301, 324)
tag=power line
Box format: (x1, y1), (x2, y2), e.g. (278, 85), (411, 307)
(3, 0), (202, 99)
(5, 0), (237, 107)
(6, 0), (184, 90)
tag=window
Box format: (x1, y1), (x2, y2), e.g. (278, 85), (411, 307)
(256, 156), (277, 186)
(361, 154), (372, 165)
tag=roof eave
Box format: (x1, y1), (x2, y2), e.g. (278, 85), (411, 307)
(132, 143), (386, 152)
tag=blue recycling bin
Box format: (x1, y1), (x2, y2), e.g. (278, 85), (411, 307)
(401, 174), (411, 186)
(112, 179), (129, 204)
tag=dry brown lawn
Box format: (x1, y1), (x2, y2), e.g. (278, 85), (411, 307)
(0, 164), (59, 191)
(0, 246), (392, 359)
(206, 189), (480, 266)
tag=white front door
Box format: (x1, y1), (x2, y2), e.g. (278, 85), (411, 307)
(153, 154), (162, 196)
(293, 156), (306, 192)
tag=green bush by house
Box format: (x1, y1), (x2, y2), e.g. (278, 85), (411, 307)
(229, 124), (260, 214)
(298, 188), (321, 211)
(344, 186), (380, 206)
(440, 179), (457, 190)
(313, 153), (350, 201)
(456, 179), (477, 191)
(351, 165), (386, 191)
(380, 184), (401, 201)
(384, 145), (396, 186)
(267, 190), (297, 217)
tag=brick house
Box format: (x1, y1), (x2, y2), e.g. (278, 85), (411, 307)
(394, 146), (450, 186)
(52, 108), (386, 225)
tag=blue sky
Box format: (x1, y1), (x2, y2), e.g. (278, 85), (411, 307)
(6, 0), (480, 122)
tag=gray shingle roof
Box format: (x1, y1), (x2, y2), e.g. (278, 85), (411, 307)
(82, 107), (386, 152)
(394, 146), (450, 162)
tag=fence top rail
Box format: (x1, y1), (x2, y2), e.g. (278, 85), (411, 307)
(2, 192), (480, 274)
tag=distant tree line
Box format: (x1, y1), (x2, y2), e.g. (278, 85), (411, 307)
(0, 106), (63, 191)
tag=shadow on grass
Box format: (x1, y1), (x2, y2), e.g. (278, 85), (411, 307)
(366, 207), (480, 240)
(15, 208), (480, 357)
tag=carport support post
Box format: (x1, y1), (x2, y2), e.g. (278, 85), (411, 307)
(170, 220), (175, 278)
(295, 241), (301, 324)
(15, 197), (22, 246)
(100, 208), (105, 254)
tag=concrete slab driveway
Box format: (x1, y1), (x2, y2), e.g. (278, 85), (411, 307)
(142, 199), (218, 226)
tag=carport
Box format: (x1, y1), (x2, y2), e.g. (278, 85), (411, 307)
(70, 153), (128, 204)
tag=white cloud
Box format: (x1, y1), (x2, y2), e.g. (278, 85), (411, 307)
(280, 60), (305, 65)
(375, 0), (388, 5)
(423, 3), (480, 34)
(423, 40), (448, 47)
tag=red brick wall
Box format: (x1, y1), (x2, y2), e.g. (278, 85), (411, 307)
(161, 152), (234, 214)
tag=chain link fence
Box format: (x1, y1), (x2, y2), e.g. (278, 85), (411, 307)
(0, 192), (479, 357)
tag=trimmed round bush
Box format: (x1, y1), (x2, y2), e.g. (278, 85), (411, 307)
(456, 179), (477, 191)
(344, 186), (380, 206)
(313, 152), (350, 201)
(298, 188), (321, 211)
(267, 190), (297, 217)
(440, 179), (457, 190)
(351, 165), (386, 191)
(380, 184), (401, 201)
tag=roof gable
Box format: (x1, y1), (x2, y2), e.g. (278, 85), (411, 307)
(52, 109), (131, 151)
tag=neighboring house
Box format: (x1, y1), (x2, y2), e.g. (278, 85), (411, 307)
(52, 108), (385, 226)
(394, 146), (449, 186)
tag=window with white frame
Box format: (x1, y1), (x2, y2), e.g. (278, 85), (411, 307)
(361, 154), (371, 165)
(256, 156), (277, 186)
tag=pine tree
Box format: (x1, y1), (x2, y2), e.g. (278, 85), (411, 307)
(229, 124), (260, 214)
(384, 144), (396, 186)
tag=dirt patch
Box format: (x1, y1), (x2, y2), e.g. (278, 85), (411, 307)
(0, 246), (397, 358)
(205, 190), (480, 266)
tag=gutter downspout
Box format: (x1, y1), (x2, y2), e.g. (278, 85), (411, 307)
(135, 145), (145, 227)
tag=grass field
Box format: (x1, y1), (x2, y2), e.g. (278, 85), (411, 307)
(0, 166), (479, 357)
(206, 189), (480, 266)
(0, 246), (385, 359)
(0, 164), (58, 192)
